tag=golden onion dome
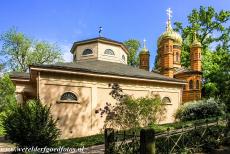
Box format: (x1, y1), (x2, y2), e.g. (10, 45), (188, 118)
(157, 19), (182, 46)
(190, 32), (202, 48)
(140, 39), (150, 54)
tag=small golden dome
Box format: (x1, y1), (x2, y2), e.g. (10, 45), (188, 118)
(190, 32), (202, 48)
(140, 39), (149, 54)
(157, 20), (182, 46)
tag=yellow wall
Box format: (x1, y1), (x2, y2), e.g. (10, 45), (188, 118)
(73, 42), (127, 64)
(33, 72), (183, 138)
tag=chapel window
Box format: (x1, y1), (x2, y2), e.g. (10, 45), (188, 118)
(82, 49), (93, 56)
(183, 85), (186, 90)
(176, 52), (179, 62)
(196, 80), (199, 89)
(189, 80), (193, 90)
(162, 97), (171, 104)
(104, 49), (115, 55)
(73, 54), (76, 61)
(122, 55), (125, 61)
(60, 92), (78, 101)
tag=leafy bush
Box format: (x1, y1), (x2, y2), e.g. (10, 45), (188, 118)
(3, 100), (60, 147)
(175, 98), (225, 121)
(96, 83), (166, 130)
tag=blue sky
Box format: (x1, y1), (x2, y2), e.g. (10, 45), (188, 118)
(0, 0), (229, 69)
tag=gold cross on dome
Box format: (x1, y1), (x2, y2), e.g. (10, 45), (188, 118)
(166, 8), (173, 20)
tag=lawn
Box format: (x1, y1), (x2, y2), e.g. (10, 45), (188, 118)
(55, 116), (225, 148)
(55, 134), (104, 148)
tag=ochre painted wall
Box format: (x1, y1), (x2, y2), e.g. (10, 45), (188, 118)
(29, 72), (183, 139)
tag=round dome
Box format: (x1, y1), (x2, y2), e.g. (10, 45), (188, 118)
(157, 20), (182, 46)
(190, 33), (202, 47)
(157, 29), (182, 46)
(190, 39), (202, 47)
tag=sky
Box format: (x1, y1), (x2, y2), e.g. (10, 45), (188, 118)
(0, 0), (229, 69)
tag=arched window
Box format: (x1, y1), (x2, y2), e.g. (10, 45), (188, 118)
(122, 55), (125, 61)
(196, 80), (199, 89)
(60, 92), (78, 101)
(189, 80), (193, 90)
(104, 49), (115, 55)
(73, 54), (76, 61)
(183, 85), (186, 90)
(162, 97), (171, 104)
(82, 49), (93, 56)
(176, 52), (179, 62)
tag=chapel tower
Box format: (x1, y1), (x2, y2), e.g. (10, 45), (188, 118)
(174, 32), (202, 102)
(157, 8), (182, 78)
(190, 32), (202, 71)
(139, 39), (150, 71)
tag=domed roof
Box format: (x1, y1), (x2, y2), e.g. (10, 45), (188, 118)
(140, 39), (150, 54)
(190, 32), (202, 47)
(157, 20), (182, 46)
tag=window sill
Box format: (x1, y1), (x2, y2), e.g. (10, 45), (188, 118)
(56, 100), (79, 104)
(81, 54), (94, 57)
(163, 103), (173, 105)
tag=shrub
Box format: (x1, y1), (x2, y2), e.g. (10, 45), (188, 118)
(96, 83), (166, 130)
(3, 100), (60, 147)
(175, 98), (225, 121)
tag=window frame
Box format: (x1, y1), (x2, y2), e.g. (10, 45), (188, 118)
(122, 55), (126, 61)
(162, 97), (172, 105)
(176, 52), (179, 62)
(196, 80), (200, 89)
(82, 48), (93, 56)
(57, 91), (79, 104)
(104, 49), (115, 56)
(189, 80), (193, 90)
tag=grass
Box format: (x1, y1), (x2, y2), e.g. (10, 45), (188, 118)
(54, 116), (227, 148)
(55, 134), (104, 148)
(149, 116), (224, 134)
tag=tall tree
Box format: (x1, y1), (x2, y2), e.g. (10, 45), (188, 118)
(173, 6), (230, 67)
(0, 28), (63, 72)
(0, 74), (16, 112)
(173, 6), (230, 109)
(123, 39), (141, 67)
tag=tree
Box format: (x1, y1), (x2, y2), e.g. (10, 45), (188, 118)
(171, 6), (230, 110)
(0, 28), (63, 72)
(0, 74), (16, 112)
(123, 39), (141, 67)
(3, 100), (60, 148)
(173, 6), (230, 67)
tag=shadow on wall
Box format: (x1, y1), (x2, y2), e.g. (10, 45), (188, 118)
(43, 86), (92, 138)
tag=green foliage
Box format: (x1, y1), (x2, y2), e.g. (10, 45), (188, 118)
(3, 100), (60, 147)
(0, 28), (63, 72)
(175, 98), (225, 121)
(0, 74), (16, 112)
(173, 6), (230, 110)
(202, 46), (230, 110)
(123, 39), (141, 67)
(96, 83), (165, 130)
(56, 134), (104, 148)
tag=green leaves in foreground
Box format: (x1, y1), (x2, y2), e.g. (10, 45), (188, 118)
(3, 100), (60, 147)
